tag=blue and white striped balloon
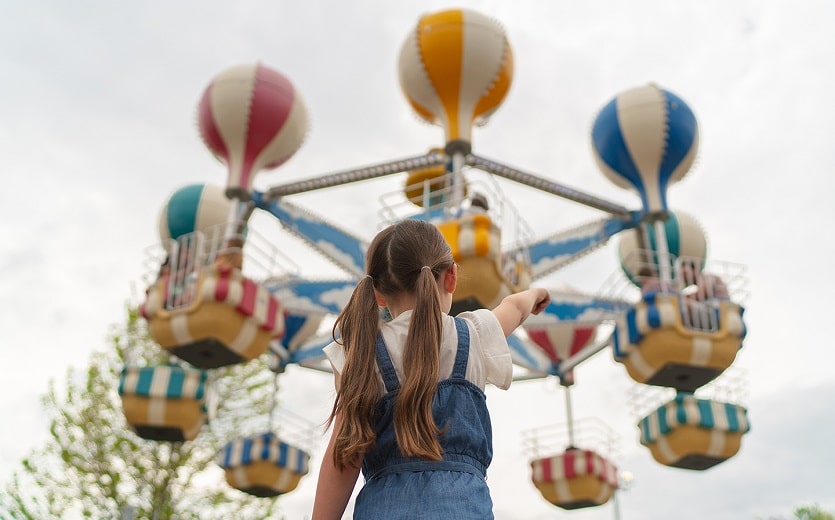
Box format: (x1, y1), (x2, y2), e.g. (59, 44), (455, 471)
(158, 183), (231, 243)
(592, 83), (699, 214)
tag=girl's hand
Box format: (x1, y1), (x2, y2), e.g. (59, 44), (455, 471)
(530, 288), (550, 315)
(492, 288), (552, 336)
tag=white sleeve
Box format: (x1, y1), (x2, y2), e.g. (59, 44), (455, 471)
(322, 341), (346, 376)
(462, 308), (513, 390)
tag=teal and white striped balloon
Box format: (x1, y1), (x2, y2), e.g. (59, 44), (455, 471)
(618, 210), (707, 285)
(158, 183), (231, 243)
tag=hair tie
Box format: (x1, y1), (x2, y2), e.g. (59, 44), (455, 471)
(363, 274), (373, 281)
(421, 266), (433, 272)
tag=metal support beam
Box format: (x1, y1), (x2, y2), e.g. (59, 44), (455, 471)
(565, 386), (576, 447)
(467, 154), (632, 219)
(263, 151), (448, 199)
(557, 332), (613, 374)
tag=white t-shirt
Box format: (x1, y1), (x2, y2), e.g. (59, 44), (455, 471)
(323, 308), (512, 393)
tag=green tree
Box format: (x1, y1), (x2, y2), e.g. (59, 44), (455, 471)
(793, 504), (835, 520)
(1, 305), (294, 519)
(767, 504), (835, 520)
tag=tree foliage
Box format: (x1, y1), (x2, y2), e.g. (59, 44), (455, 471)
(1, 305), (293, 519)
(793, 505), (835, 520)
(767, 504), (835, 520)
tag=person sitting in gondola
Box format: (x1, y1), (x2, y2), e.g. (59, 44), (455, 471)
(637, 266), (663, 299)
(464, 192), (489, 215)
(697, 269), (729, 301)
(680, 261), (729, 302)
(213, 236), (244, 272)
(679, 260), (729, 329)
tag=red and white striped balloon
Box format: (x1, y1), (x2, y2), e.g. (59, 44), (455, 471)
(198, 63), (309, 200)
(524, 323), (598, 384)
(525, 323), (597, 366)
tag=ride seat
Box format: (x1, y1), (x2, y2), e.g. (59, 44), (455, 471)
(437, 214), (513, 313)
(638, 393), (750, 470)
(219, 432), (310, 497)
(613, 293), (746, 392)
(118, 364), (208, 442)
(141, 265), (285, 369)
(530, 448), (619, 509)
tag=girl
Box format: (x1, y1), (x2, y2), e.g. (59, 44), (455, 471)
(312, 219), (550, 519)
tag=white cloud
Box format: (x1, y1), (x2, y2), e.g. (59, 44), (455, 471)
(318, 285), (357, 310)
(313, 240), (365, 277)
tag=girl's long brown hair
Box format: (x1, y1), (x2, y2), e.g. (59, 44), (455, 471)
(328, 220), (454, 470)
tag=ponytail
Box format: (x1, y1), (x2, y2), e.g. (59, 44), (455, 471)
(328, 276), (381, 469)
(395, 267), (444, 460)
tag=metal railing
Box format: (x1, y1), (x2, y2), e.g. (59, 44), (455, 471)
(521, 416), (622, 462)
(602, 249), (749, 333)
(142, 219), (300, 311)
(378, 168), (535, 280)
(626, 366), (750, 421)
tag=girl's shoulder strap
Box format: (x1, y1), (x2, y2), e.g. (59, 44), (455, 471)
(375, 331), (399, 392)
(451, 316), (470, 379)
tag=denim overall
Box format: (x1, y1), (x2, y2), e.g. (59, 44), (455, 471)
(353, 317), (495, 519)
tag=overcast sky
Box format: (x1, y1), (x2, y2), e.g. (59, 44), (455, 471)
(2, 1), (834, 519)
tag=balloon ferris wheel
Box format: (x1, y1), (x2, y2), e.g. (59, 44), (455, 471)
(119, 8), (750, 510)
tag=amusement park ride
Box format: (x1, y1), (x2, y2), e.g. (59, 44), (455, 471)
(118, 7), (751, 511)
